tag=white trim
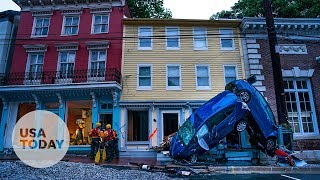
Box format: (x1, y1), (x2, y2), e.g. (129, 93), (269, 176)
(223, 64), (238, 85)
(138, 26), (153, 50)
(91, 13), (110, 34)
(31, 16), (51, 38)
(219, 28), (235, 51)
(161, 110), (180, 141)
(165, 26), (180, 50)
(136, 64), (152, 91)
(61, 15), (80, 36)
(56, 51), (76, 83)
(166, 64), (182, 91)
(195, 64), (211, 90)
(193, 27), (208, 50)
(87, 49), (108, 81)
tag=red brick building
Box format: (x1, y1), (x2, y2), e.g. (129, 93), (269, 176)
(241, 18), (320, 150)
(0, 0), (129, 151)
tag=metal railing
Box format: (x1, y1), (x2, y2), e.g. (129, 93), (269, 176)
(0, 68), (121, 86)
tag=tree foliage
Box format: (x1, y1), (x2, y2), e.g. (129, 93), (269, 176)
(210, 0), (320, 19)
(127, 0), (172, 18)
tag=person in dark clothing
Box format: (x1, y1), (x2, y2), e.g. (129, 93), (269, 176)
(103, 124), (119, 162)
(88, 123), (101, 159)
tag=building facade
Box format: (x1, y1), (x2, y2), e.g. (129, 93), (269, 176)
(241, 18), (320, 150)
(120, 19), (245, 153)
(0, 0), (129, 151)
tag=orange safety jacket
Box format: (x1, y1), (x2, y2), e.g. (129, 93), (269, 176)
(103, 129), (117, 141)
(89, 127), (100, 138)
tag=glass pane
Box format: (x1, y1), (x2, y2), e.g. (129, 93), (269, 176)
(139, 77), (151, 86)
(30, 55), (37, 64)
(194, 28), (206, 36)
(37, 54), (44, 63)
(91, 62), (98, 70)
(65, 27), (72, 34)
(36, 19), (42, 27)
(168, 77), (179, 86)
(35, 28), (42, 35)
(72, 17), (79, 25)
(140, 28), (151, 36)
(68, 53), (75, 62)
(72, 27), (78, 34)
(95, 15), (101, 24)
(194, 39), (206, 48)
(91, 51), (98, 61)
(285, 80), (294, 89)
(139, 67), (150, 76)
(99, 52), (106, 61)
(197, 66), (208, 77)
(101, 25), (107, 32)
(60, 53), (68, 62)
(225, 77), (236, 84)
(102, 15), (108, 24)
(167, 38), (179, 47)
(94, 25), (100, 33)
(98, 62), (105, 69)
(197, 77), (209, 86)
(43, 18), (49, 26)
(139, 38), (151, 47)
(167, 28), (178, 36)
(221, 39), (233, 48)
(225, 66), (236, 77)
(168, 66), (179, 76)
(65, 17), (72, 25)
(42, 27), (48, 35)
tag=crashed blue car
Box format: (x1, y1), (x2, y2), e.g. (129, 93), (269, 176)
(170, 91), (249, 159)
(225, 78), (278, 155)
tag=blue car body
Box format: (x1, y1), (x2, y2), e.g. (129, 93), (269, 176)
(225, 79), (278, 154)
(170, 91), (248, 159)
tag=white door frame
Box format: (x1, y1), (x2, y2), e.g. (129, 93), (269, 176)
(160, 110), (180, 141)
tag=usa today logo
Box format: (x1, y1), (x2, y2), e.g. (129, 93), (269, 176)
(12, 110), (70, 168)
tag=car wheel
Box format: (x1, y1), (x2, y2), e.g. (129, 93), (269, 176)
(190, 154), (197, 163)
(236, 120), (247, 132)
(237, 90), (251, 103)
(266, 138), (276, 152)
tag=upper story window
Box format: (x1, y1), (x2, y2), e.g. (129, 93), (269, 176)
(138, 27), (152, 50)
(196, 65), (211, 90)
(220, 29), (234, 50)
(166, 27), (180, 50)
(92, 14), (109, 34)
(224, 65), (237, 85)
(26, 53), (44, 80)
(284, 79), (318, 136)
(32, 17), (50, 37)
(89, 50), (107, 77)
(137, 64), (152, 90)
(166, 64), (181, 90)
(58, 51), (76, 78)
(62, 16), (79, 35)
(193, 27), (208, 50)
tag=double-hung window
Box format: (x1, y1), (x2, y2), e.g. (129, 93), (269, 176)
(62, 16), (79, 35)
(27, 53), (44, 80)
(196, 65), (210, 90)
(284, 79), (318, 136)
(32, 17), (50, 37)
(58, 51), (75, 78)
(92, 14), (109, 34)
(166, 64), (181, 90)
(166, 27), (180, 50)
(193, 27), (208, 50)
(224, 65), (237, 84)
(137, 65), (152, 90)
(89, 50), (107, 77)
(138, 27), (152, 50)
(220, 29), (234, 50)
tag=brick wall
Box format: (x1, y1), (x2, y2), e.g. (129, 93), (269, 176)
(258, 39), (320, 149)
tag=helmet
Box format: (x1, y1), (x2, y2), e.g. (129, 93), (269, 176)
(96, 123), (101, 127)
(106, 124), (111, 129)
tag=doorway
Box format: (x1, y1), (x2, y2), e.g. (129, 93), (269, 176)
(100, 114), (113, 130)
(162, 111), (179, 139)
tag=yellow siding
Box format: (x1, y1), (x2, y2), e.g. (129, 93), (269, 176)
(121, 24), (244, 101)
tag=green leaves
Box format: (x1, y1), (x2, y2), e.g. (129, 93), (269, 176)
(127, 0), (172, 18)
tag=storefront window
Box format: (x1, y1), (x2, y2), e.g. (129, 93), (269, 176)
(67, 101), (92, 145)
(17, 103), (36, 122)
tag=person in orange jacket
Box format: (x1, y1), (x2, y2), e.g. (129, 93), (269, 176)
(88, 122), (101, 158)
(103, 124), (119, 162)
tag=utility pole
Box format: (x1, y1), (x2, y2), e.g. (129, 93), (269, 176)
(262, 0), (288, 125)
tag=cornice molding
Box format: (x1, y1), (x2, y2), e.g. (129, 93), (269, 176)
(282, 67), (314, 78)
(89, 6), (112, 14)
(23, 44), (48, 52)
(277, 44), (308, 55)
(30, 8), (53, 16)
(55, 42), (79, 51)
(85, 41), (109, 50)
(61, 7), (83, 15)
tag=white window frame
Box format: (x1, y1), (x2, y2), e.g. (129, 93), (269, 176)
(223, 65), (238, 85)
(166, 64), (182, 90)
(136, 64), (152, 90)
(56, 51), (76, 81)
(193, 27), (208, 50)
(91, 13), (110, 34)
(31, 17), (50, 38)
(24, 52), (45, 84)
(284, 78), (319, 138)
(219, 29), (234, 51)
(61, 15), (80, 36)
(165, 26), (180, 50)
(87, 50), (107, 81)
(195, 64), (211, 90)
(138, 26), (153, 50)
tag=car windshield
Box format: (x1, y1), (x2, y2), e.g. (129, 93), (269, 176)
(207, 105), (235, 128)
(178, 118), (195, 146)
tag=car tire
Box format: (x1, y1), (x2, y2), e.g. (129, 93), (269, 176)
(235, 120), (247, 132)
(266, 138), (276, 152)
(237, 90), (251, 103)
